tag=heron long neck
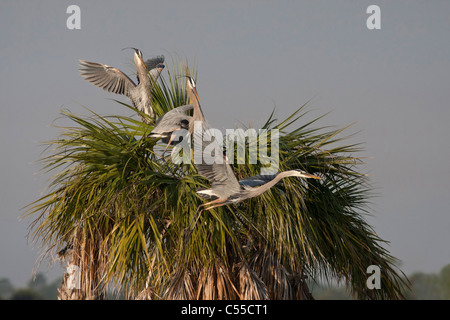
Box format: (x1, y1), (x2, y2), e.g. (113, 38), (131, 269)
(244, 171), (297, 199)
(135, 58), (151, 87)
(188, 88), (206, 133)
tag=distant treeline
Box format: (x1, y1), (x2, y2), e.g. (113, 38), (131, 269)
(0, 273), (61, 300)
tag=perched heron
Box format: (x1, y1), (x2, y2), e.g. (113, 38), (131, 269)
(183, 72), (321, 234)
(79, 48), (165, 122)
(148, 104), (193, 156)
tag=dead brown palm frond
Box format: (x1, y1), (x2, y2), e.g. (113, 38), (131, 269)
(196, 265), (215, 300)
(290, 271), (315, 300)
(215, 259), (241, 300)
(135, 287), (157, 300)
(250, 248), (293, 300)
(238, 262), (270, 300)
(195, 258), (240, 300)
(164, 267), (196, 300)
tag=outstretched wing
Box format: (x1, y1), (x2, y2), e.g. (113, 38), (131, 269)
(79, 60), (136, 96)
(144, 55), (165, 71)
(194, 129), (241, 198)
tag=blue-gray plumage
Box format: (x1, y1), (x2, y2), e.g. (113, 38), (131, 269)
(238, 173), (279, 188)
(148, 104), (193, 149)
(79, 48), (164, 122)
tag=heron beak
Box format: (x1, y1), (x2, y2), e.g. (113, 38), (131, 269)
(303, 173), (321, 179)
(192, 86), (200, 103)
(122, 47), (138, 52)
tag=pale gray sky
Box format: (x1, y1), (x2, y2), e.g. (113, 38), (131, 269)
(1, 0), (449, 286)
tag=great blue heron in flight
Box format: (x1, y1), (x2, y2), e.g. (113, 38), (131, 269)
(183, 72), (321, 235)
(148, 104), (193, 156)
(79, 48), (165, 122)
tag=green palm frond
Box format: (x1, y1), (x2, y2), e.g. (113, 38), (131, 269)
(25, 59), (409, 300)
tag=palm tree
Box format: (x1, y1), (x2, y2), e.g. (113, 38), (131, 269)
(25, 59), (409, 300)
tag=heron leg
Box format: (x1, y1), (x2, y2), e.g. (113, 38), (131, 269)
(160, 130), (180, 172)
(161, 135), (174, 159)
(183, 198), (228, 243)
(186, 203), (206, 231)
(189, 198), (227, 229)
(203, 202), (228, 211)
(162, 128), (183, 160)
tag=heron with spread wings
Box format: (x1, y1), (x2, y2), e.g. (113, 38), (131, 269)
(183, 71), (321, 234)
(79, 48), (165, 122)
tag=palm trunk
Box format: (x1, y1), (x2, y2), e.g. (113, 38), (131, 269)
(57, 233), (106, 300)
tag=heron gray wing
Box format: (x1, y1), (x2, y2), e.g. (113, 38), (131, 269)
(171, 104), (194, 114)
(144, 55), (165, 70)
(154, 105), (193, 124)
(79, 60), (136, 95)
(194, 130), (241, 197)
(151, 105), (193, 135)
(239, 173), (278, 188)
(196, 162), (241, 197)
